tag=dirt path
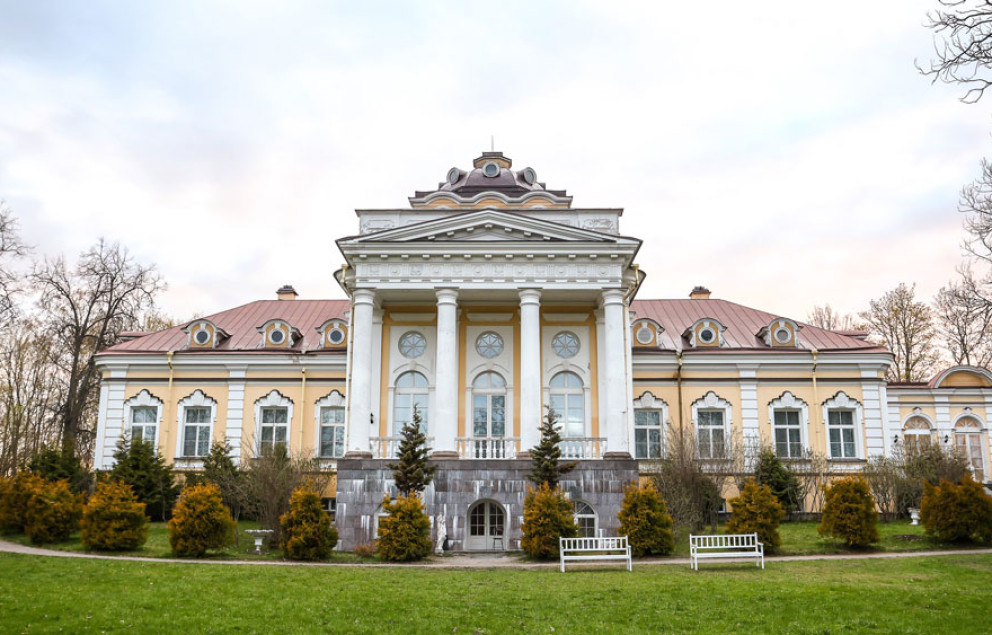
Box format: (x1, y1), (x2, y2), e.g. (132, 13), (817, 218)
(2, 537), (990, 569)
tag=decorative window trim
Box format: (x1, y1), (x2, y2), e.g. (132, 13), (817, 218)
(253, 390), (293, 454)
(182, 319), (228, 349)
(691, 391), (733, 458)
(952, 408), (986, 429)
(316, 319), (348, 349)
(759, 318), (801, 348)
(768, 391), (809, 458)
(685, 318), (726, 348)
(632, 318), (663, 348)
(633, 391), (668, 459)
(257, 319), (300, 349)
(315, 390), (346, 459)
(821, 391), (864, 460)
(124, 389), (163, 448)
(175, 389), (217, 459)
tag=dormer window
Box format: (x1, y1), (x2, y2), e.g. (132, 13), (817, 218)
(317, 319), (348, 349)
(182, 319), (228, 349)
(759, 318), (801, 348)
(258, 319), (301, 349)
(685, 319), (725, 348)
(632, 319), (663, 348)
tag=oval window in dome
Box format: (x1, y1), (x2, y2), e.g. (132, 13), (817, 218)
(483, 162), (500, 178)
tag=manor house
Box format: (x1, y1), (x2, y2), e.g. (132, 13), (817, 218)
(94, 151), (992, 551)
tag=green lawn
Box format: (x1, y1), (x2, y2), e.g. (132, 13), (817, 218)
(0, 552), (990, 632)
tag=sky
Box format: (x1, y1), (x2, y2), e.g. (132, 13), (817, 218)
(1, 0), (990, 322)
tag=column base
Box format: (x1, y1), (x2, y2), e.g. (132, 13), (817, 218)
(430, 450), (460, 460)
(343, 450), (373, 460)
(603, 451), (633, 460)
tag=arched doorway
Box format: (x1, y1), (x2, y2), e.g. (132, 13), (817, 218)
(465, 500), (506, 551)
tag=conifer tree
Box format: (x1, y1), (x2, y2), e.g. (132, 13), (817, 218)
(388, 406), (436, 497)
(109, 437), (179, 521)
(528, 407), (577, 489)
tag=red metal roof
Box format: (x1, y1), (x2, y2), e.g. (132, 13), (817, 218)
(630, 298), (887, 353)
(100, 300), (350, 355)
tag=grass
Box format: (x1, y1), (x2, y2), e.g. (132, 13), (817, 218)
(1, 551), (991, 632)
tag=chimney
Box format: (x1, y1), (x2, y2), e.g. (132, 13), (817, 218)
(689, 286), (711, 300)
(276, 285), (298, 301)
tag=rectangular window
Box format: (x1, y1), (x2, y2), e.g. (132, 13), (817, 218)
(182, 406), (212, 457)
(130, 406), (158, 447)
(773, 410), (802, 458)
(697, 410), (726, 459)
(260, 406), (288, 454)
(827, 410), (857, 459)
(956, 433), (985, 482)
(634, 410), (663, 459)
(319, 406), (345, 458)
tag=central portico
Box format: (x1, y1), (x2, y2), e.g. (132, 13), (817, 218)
(334, 152), (641, 550)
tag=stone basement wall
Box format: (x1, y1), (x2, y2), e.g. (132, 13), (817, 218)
(335, 457), (638, 552)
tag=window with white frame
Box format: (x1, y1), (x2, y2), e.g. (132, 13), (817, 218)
(697, 410), (727, 459)
(182, 407), (212, 457)
(773, 410), (803, 458)
(472, 372), (506, 438)
(319, 406), (345, 458)
(130, 406), (158, 446)
(573, 501), (597, 538)
(955, 416), (985, 482)
(903, 415), (933, 454)
(260, 407), (288, 454)
(549, 371), (584, 437)
(634, 410), (663, 459)
(394, 371), (429, 434)
(827, 410), (857, 459)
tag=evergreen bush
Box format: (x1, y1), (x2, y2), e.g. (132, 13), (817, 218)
(0, 472), (47, 534)
(754, 448), (802, 512)
(817, 476), (880, 547)
(388, 407), (436, 497)
(80, 481), (149, 551)
(617, 480), (674, 556)
(726, 480), (785, 551)
(279, 487), (338, 561)
(109, 438), (179, 521)
(377, 494), (432, 562)
(521, 482), (578, 560)
(528, 407), (577, 489)
(28, 446), (93, 494)
(920, 474), (992, 543)
(168, 483), (235, 557)
(23, 479), (82, 544)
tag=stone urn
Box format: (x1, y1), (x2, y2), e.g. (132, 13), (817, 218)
(908, 507), (921, 526)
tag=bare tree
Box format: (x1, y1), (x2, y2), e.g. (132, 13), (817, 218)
(31, 239), (164, 458)
(859, 283), (941, 382)
(805, 304), (866, 332)
(920, 1), (992, 104)
(0, 202), (29, 327)
(934, 269), (992, 366)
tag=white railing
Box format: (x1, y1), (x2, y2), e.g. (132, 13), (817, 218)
(456, 437), (520, 459)
(560, 437), (607, 460)
(370, 436), (436, 459)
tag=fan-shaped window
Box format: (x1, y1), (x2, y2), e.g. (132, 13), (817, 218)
(903, 416), (933, 454)
(394, 371), (429, 434)
(955, 416), (985, 482)
(573, 501), (597, 538)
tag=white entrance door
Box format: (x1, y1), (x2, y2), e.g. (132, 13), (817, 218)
(465, 501), (505, 551)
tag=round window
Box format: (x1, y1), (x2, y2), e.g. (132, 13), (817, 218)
(551, 331), (580, 358)
(269, 328), (286, 344)
(446, 167), (460, 185)
(774, 327), (791, 344)
(521, 167), (537, 184)
(475, 331), (504, 358)
(399, 331), (427, 359)
(328, 327), (345, 344)
(698, 328), (715, 344)
(482, 162), (500, 178)
(635, 326), (654, 345)
(194, 329), (210, 345)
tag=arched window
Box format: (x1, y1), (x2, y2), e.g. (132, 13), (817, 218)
(903, 416), (933, 454)
(573, 501), (597, 538)
(394, 371), (429, 434)
(549, 371), (584, 438)
(472, 372), (506, 438)
(955, 416), (985, 482)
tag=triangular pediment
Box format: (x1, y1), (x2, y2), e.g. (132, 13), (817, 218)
(344, 210), (623, 244)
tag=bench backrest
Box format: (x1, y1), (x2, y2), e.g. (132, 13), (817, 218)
(560, 536), (628, 551)
(690, 533), (759, 549)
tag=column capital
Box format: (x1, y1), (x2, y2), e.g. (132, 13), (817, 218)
(600, 288), (626, 307)
(352, 288), (378, 307)
(435, 288), (459, 305)
(519, 288), (542, 305)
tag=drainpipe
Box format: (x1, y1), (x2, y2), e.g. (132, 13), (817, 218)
(300, 367), (308, 452)
(676, 351), (685, 447)
(166, 351), (174, 457)
(811, 349), (819, 451)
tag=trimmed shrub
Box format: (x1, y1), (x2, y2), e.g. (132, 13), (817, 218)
(920, 474), (992, 543)
(617, 480), (675, 557)
(754, 448), (802, 512)
(168, 483), (235, 557)
(377, 494), (432, 562)
(726, 480), (785, 551)
(817, 476), (880, 547)
(521, 483), (578, 560)
(279, 487), (338, 561)
(81, 481), (149, 551)
(0, 472), (47, 534)
(23, 479), (83, 544)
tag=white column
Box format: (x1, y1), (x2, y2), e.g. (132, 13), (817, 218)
(346, 289), (376, 457)
(433, 288), (459, 457)
(519, 289), (542, 457)
(602, 289), (630, 457)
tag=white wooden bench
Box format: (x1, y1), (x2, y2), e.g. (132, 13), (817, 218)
(689, 533), (764, 570)
(559, 536), (632, 572)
